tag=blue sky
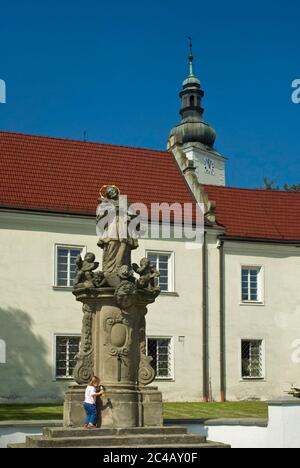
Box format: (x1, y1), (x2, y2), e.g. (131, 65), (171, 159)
(0, 0), (299, 188)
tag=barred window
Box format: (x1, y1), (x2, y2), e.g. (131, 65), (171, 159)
(241, 340), (264, 379)
(56, 246), (83, 287)
(241, 267), (262, 302)
(147, 338), (173, 379)
(55, 336), (80, 379)
(146, 252), (173, 292)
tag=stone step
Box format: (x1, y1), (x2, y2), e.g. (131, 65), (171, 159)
(26, 433), (207, 448)
(85, 441), (230, 449)
(7, 443), (27, 449)
(44, 425), (187, 439)
(8, 441), (230, 449)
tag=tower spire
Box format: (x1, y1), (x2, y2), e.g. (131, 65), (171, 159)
(188, 36), (194, 76)
(167, 39), (217, 149)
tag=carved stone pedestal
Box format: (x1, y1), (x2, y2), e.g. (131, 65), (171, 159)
(64, 288), (163, 428)
(64, 384), (163, 428)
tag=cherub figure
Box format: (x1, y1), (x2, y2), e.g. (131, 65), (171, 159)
(132, 258), (160, 292)
(74, 253), (99, 288)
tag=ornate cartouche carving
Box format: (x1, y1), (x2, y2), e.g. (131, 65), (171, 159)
(104, 313), (133, 382)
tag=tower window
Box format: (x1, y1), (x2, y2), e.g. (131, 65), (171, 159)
(190, 95), (195, 107)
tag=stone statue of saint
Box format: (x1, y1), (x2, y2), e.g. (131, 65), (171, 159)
(96, 185), (139, 283)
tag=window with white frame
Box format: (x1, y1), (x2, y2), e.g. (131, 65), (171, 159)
(55, 335), (80, 379)
(146, 252), (173, 292)
(147, 338), (173, 379)
(56, 246), (83, 287)
(241, 340), (264, 379)
(241, 266), (262, 302)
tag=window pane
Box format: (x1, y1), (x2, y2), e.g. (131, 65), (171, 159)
(159, 256), (169, 264)
(56, 247), (82, 287)
(241, 340), (263, 379)
(241, 267), (261, 302)
(147, 338), (172, 379)
(70, 249), (81, 257)
(57, 278), (68, 287)
(147, 253), (171, 292)
(58, 249), (68, 257)
(148, 255), (158, 263)
(56, 336), (80, 379)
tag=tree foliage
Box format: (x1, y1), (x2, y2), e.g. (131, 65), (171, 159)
(262, 178), (300, 192)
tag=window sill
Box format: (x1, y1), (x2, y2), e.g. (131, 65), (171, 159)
(52, 287), (179, 296)
(155, 378), (175, 382)
(55, 378), (75, 382)
(159, 292), (179, 297)
(240, 301), (265, 306)
(240, 378), (266, 382)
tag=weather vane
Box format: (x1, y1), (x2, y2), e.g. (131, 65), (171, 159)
(188, 36), (194, 75)
(188, 36), (193, 56)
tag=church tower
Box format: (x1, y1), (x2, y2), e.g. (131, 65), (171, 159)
(168, 39), (226, 186)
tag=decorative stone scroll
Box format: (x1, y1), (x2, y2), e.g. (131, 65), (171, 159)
(73, 303), (95, 384)
(138, 314), (156, 386)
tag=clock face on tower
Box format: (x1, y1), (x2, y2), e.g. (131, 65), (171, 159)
(204, 157), (215, 176)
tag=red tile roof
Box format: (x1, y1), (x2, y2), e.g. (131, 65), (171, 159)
(0, 131), (195, 217)
(204, 184), (300, 241)
(1, 131), (299, 241)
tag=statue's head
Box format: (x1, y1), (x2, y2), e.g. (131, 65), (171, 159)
(106, 185), (119, 200)
(140, 258), (151, 268)
(118, 265), (133, 280)
(85, 252), (96, 263)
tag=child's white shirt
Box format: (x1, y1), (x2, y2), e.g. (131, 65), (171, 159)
(85, 385), (97, 404)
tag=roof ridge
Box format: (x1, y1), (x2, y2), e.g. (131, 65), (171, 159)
(0, 130), (168, 155)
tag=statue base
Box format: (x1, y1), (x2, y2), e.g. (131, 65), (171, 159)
(64, 384), (163, 428)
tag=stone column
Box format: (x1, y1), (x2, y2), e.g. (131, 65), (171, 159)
(64, 287), (163, 428)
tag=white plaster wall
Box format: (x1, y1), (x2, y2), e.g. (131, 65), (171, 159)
(0, 428), (42, 448)
(188, 403), (300, 448)
(0, 211), (203, 403)
(188, 424), (268, 449)
(224, 242), (300, 400)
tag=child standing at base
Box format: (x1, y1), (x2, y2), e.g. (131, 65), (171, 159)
(83, 376), (104, 428)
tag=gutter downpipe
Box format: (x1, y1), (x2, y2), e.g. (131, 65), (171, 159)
(219, 238), (226, 402)
(202, 231), (209, 402)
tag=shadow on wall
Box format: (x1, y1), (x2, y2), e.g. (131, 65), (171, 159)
(0, 307), (64, 404)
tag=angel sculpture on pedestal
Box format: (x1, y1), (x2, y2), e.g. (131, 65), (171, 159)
(73, 253), (102, 288)
(132, 258), (161, 293)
